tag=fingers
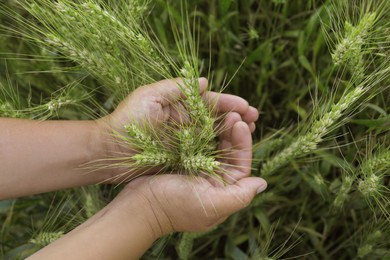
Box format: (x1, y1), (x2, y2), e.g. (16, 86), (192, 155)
(198, 77), (208, 93)
(224, 121), (252, 180)
(145, 78), (208, 107)
(203, 91), (258, 130)
(249, 122), (256, 133)
(243, 106), (259, 124)
(211, 177), (267, 216)
(235, 176), (267, 196)
(203, 92), (249, 116)
(141, 78), (258, 128)
(218, 112), (242, 144)
(138, 78), (258, 126)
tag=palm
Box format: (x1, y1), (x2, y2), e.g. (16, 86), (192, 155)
(122, 120), (266, 232)
(109, 78), (259, 134)
(126, 167), (266, 233)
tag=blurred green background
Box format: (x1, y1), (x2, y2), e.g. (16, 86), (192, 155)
(1, 0), (389, 259)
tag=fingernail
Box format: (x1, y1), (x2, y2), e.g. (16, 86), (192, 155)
(256, 183), (267, 194)
(199, 77), (209, 85)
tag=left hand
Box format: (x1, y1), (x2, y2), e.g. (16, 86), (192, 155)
(95, 78), (259, 182)
(101, 78), (258, 134)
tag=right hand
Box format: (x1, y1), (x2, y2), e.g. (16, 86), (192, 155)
(109, 121), (267, 235)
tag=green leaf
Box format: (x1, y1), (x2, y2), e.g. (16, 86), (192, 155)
(315, 151), (352, 170)
(220, 0), (233, 16)
(299, 55), (315, 79)
(4, 243), (37, 260)
(233, 234), (248, 245)
(254, 208), (271, 232)
(0, 200), (14, 214)
(246, 41), (273, 66)
(225, 239), (248, 260)
(351, 116), (390, 128)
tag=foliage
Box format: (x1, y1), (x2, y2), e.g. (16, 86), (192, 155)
(0, 0), (389, 259)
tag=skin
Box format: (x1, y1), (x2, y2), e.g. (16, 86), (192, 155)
(0, 78), (266, 259)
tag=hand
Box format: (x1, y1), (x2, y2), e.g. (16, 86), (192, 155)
(102, 78), (259, 133)
(111, 121), (267, 235)
(95, 78), (259, 182)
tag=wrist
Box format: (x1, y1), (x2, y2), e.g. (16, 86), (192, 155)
(91, 116), (131, 183)
(95, 115), (165, 184)
(117, 181), (175, 238)
(94, 116), (114, 159)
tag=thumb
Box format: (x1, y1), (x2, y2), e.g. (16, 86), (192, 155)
(151, 77), (208, 106)
(213, 177), (267, 216)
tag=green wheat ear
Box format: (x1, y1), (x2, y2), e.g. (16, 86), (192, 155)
(1, 60), (97, 120)
(261, 0), (390, 177)
(354, 217), (389, 259)
(249, 220), (302, 259)
(0, 73), (25, 118)
(332, 174), (355, 210)
(176, 229), (215, 260)
(28, 191), (84, 252)
(6, 8), (235, 237)
(80, 186), (104, 219)
(176, 232), (195, 260)
(357, 140), (390, 218)
(359, 149), (390, 175)
(15, 1), (226, 179)
(12, 0), (161, 100)
(261, 85), (366, 176)
(0, 101), (19, 117)
(30, 231), (64, 248)
(331, 12), (377, 80)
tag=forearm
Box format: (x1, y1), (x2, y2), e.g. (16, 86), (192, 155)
(0, 118), (110, 199)
(28, 189), (163, 260)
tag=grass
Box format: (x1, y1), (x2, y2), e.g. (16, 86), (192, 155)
(0, 0), (389, 259)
